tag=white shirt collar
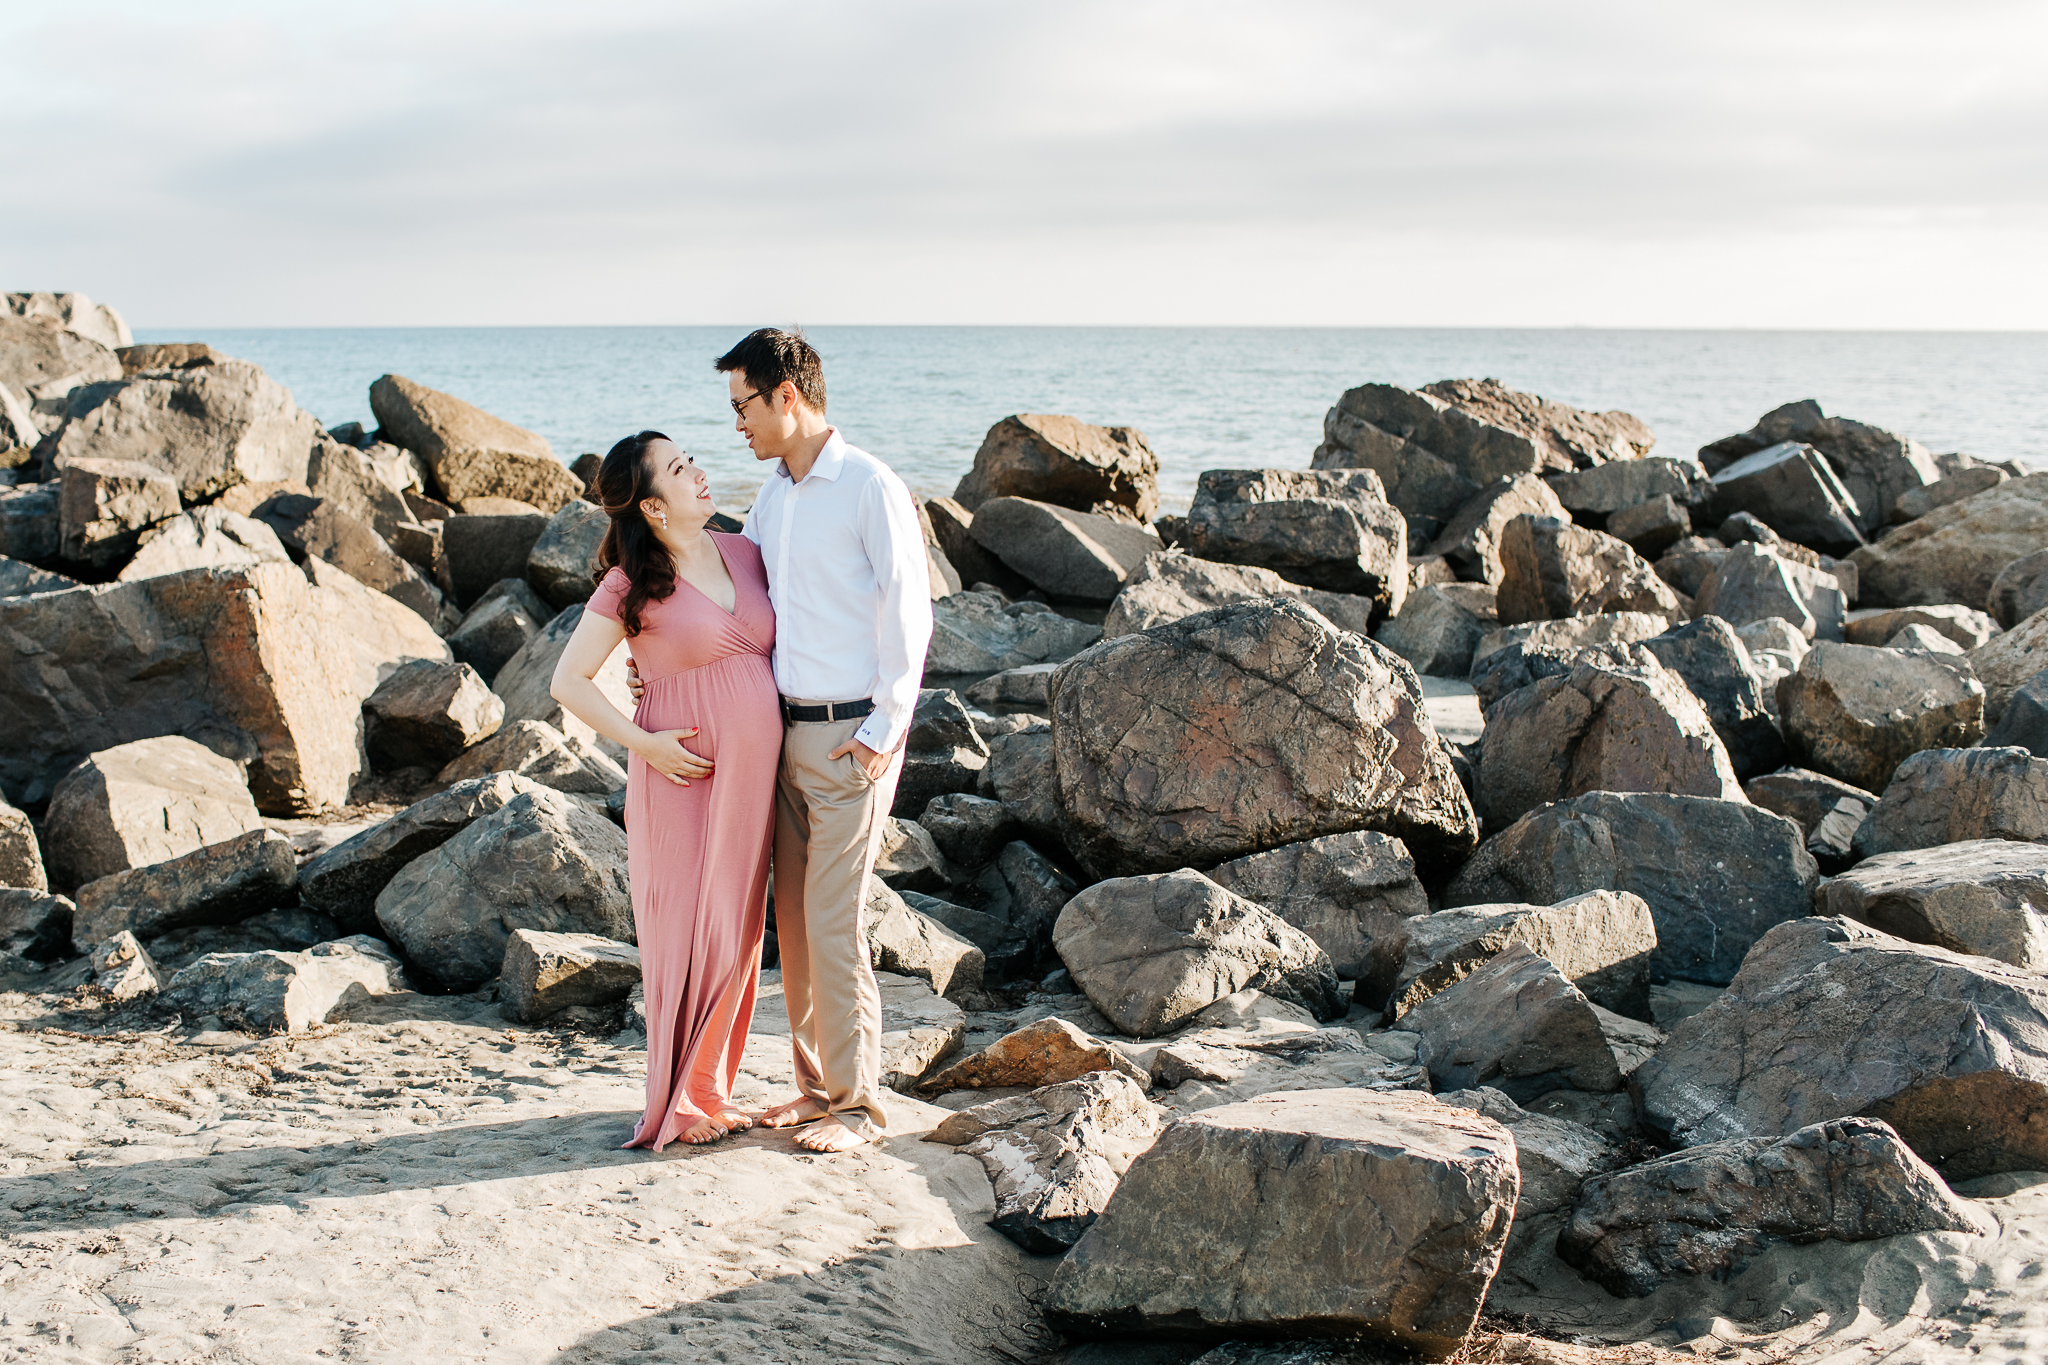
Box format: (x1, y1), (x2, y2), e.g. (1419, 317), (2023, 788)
(777, 427), (846, 484)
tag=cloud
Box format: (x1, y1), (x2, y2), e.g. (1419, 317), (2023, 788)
(2, 0), (2043, 326)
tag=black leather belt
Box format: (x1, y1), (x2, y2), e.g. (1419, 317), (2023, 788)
(780, 698), (875, 724)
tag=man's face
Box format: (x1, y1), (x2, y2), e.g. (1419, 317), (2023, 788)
(728, 369), (796, 462)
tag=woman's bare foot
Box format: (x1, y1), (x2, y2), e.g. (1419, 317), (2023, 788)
(710, 1107), (755, 1133)
(795, 1116), (873, 1153)
(758, 1097), (825, 1129)
(679, 1113), (729, 1146)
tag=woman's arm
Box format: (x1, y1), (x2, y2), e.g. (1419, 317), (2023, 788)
(548, 610), (713, 786)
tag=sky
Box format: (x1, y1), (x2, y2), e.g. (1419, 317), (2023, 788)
(4, 0), (2045, 330)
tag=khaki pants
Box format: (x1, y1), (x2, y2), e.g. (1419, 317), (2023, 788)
(773, 705), (903, 1139)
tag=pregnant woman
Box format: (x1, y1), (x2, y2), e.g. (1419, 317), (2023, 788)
(550, 430), (780, 1149)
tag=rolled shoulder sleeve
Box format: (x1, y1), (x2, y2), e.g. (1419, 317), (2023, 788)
(586, 566), (631, 623)
(852, 472), (935, 753)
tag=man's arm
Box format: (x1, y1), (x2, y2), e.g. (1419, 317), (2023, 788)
(836, 474), (933, 767)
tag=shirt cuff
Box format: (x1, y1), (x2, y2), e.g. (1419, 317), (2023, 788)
(854, 712), (897, 753)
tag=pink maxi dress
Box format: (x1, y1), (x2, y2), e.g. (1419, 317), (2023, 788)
(585, 534), (780, 1151)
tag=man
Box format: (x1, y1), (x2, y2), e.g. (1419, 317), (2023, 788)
(708, 327), (931, 1152)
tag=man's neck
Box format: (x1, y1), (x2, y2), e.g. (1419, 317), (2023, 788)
(778, 420), (835, 482)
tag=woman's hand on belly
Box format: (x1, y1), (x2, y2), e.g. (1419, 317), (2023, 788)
(635, 727), (713, 785)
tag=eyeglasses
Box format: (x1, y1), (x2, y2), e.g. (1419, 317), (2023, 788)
(730, 389), (765, 418)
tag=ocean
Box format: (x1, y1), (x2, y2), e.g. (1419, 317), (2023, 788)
(133, 326), (2048, 513)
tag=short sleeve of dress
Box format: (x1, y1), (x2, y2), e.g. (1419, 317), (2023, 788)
(586, 566), (630, 622)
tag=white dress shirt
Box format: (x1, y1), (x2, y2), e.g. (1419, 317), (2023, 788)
(743, 428), (934, 753)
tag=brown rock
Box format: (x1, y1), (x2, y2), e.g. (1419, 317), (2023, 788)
(1701, 442), (1867, 555)
(434, 718), (623, 797)
(0, 792), (44, 891)
(44, 735), (264, 891)
(1895, 465), (2009, 523)
(0, 312), (122, 402)
(1178, 468), (1407, 617)
(921, 1016), (1149, 1093)
(1699, 400), (1938, 538)
(1971, 605), (2048, 725)
(1405, 943), (1625, 1100)
(1987, 549), (2048, 630)
(969, 496), (1161, 603)
(0, 889), (71, 960)
(362, 659), (503, 769)
(1494, 515), (1682, 626)
(1545, 457), (1709, 522)
(1818, 839), (2048, 969)
(1776, 642), (1983, 792)
(1205, 830), (1427, 979)
(953, 414), (1160, 522)
(1426, 474), (1567, 585)
(115, 341), (224, 374)
(1850, 473), (2048, 609)
(117, 507), (290, 582)
(491, 603), (636, 761)
(924, 495), (1026, 597)
(499, 928), (641, 1023)
(1373, 583), (1499, 677)
(1693, 541), (1847, 640)
(256, 493), (443, 622)
(1743, 767), (1876, 870)
(441, 510), (551, 609)
(1860, 746), (2048, 855)
(369, 374), (581, 513)
(1606, 494), (1690, 559)
(1844, 603), (1999, 651)
(1102, 551), (1302, 638)
(57, 457), (180, 569)
(71, 828), (298, 948)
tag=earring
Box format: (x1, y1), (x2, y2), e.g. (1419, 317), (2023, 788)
(654, 510), (668, 528)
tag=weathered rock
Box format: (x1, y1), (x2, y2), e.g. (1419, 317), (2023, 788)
(1435, 1088), (1622, 1220)
(923, 1016), (1149, 1094)
(71, 829), (298, 949)
(88, 929), (162, 999)
(926, 591), (1102, 674)
(1737, 614), (1811, 664)
(144, 905), (345, 974)
(967, 497), (1160, 603)
(0, 483), (59, 565)
(299, 774), (544, 933)
(42, 359), (329, 503)
(1495, 515), (1682, 626)
(1985, 667), (2048, 754)
(110, 341), (224, 374)
(1634, 917), (2048, 1177)
(1404, 944), (1624, 1100)
(1205, 830), (1426, 979)
(0, 555), (72, 599)
(161, 935), (408, 1033)
(524, 499), (607, 609)
(368, 374), (581, 513)
(1362, 890), (1657, 1022)
(1447, 792), (1818, 984)
(873, 818), (954, 894)
(303, 435), (418, 544)
(1478, 655), (1743, 828)
(1691, 541), (1846, 642)
(1426, 474), (1566, 585)
(44, 736), (264, 890)
(0, 793), (44, 891)
(917, 501), (962, 599)
(1044, 1088), (1518, 1358)
(1859, 746), (2048, 854)
(116, 506), (289, 582)
(1817, 840), (2048, 969)
(1103, 552), (1300, 639)
(1776, 641), (1983, 792)
(1742, 767), (1876, 870)
(0, 888), (72, 960)
(499, 928), (641, 1022)
(892, 688), (994, 816)
(1053, 870), (1344, 1037)
(303, 553), (454, 700)
(977, 726), (1065, 847)
(440, 510), (550, 608)
(1372, 583), (1498, 677)
(362, 659), (503, 770)
(924, 496), (1027, 597)
(433, 718), (625, 797)
(1049, 598), (1478, 875)
(1178, 469), (1407, 616)
(1639, 615), (1786, 777)
(1546, 457), (1708, 524)
(1895, 466), (2009, 523)
(0, 313), (122, 413)
(1653, 535), (1729, 598)
(953, 414), (1160, 522)
(865, 875), (984, 999)
(964, 663), (1058, 710)
(254, 493), (443, 622)
(1971, 605), (2048, 725)
(954, 840), (1078, 978)
(917, 792), (1021, 869)
(447, 582), (547, 682)
(1702, 442), (1866, 555)
(1988, 549), (2048, 630)
(1470, 611), (1670, 685)
(1850, 474), (2048, 610)
(374, 786), (632, 990)
(1845, 604), (1999, 651)
(57, 457), (180, 569)
(491, 603), (635, 760)
(1560, 1117), (1992, 1297)
(1700, 400), (1938, 538)
(1606, 494), (1690, 560)
(1886, 623), (1965, 654)
(6, 292), (130, 350)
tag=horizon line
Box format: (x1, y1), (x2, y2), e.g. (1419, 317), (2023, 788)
(127, 321), (2048, 337)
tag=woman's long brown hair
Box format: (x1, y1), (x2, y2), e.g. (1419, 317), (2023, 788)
(592, 430), (677, 637)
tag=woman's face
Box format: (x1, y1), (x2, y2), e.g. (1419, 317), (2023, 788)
(640, 439), (713, 525)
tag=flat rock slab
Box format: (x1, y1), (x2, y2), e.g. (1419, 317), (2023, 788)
(927, 591), (1103, 673)
(1045, 1088), (1518, 1359)
(1817, 839), (2048, 970)
(1560, 1117), (1993, 1297)
(1634, 916), (2048, 1178)
(45, 734), (265, 890)
(72, 828), (298, 951)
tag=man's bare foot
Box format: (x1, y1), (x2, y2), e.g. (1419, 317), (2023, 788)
(758, 1097), (825, 1129)
(710, 1107), (755, 1133)
(679, 1114), (728, 1146)
(795, 1116), (873, 1152)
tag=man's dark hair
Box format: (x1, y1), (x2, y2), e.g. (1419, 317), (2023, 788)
(715, 328), (826, 415)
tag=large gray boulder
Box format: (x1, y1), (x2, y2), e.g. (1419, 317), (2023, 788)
(1053, 870), (1344, 1037)
(1693, 541), (1847, 640)
(369, 373), (581, 513)
(924, 495), (1026, 597)
(0, 561), (446, 813)
(1049, 598), (1478, 876)
(1425, 474), (1566, 585)
(434, 719), (624, 797)
(1606, 494), (1691, 559)
(160, 935), (408, 1033)
(1102, 551), (1302, 639)
(524, 498), (606, 609)
(926, 590), (1102, 674)
(968, 496), (1160, 603)
(1545, 456), (1708, 524)
(0, 311), (122, 411)
(1701, 441), (1866, 555)
(375, 785), (633, 991)
(976, 726), (1065, 849)
(1447, 792), (1818, 985)
(1559, 1117), (1992, 1298)
(116, 507), (290, 582)
(361, 659), (503, 770)
(1776, 641), (1984, 792)
(70, 829), (298, 949)
(57, 457), (180, 569)
(1970, 604), (2048, 725)
(1177, 468), (1406, 617)
(1205, 830), (1426, 979)
(952, 414), (1160, 522)
(1849, 473), (2048, 609)
(499, 928), (641, 1022)
(1494, 515), (1682, 626)
(927, 1071), (1163, 1253)
(917, 792), (1020, 869)
(1640, 615), (1786, 777)
(1988, 549), (2048, 630)
(1633, 917), (2048, 1177)
(1818, 840), (2048, 969)
(1372, 583), (1498, 677)
(1469, 611), (1669, 690)
(1361, 890), (1657, 1022)
(1859, 746), (2048, 855)
(1404, 944), (1624, 1100)
(44, 735), (264, 889)
(0, 793), (44, 892)
(1475, 655), (1743, 828)
(1699, 400), (1938, 539)
(299, 773), (547, 934)
(1044, 1088), (1519, 1359)
(894, 688), (993, 817)
(1435, 1088), (1623, 1222)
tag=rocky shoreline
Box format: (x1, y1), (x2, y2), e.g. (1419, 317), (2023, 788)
(4, 292), (2047, 1363)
